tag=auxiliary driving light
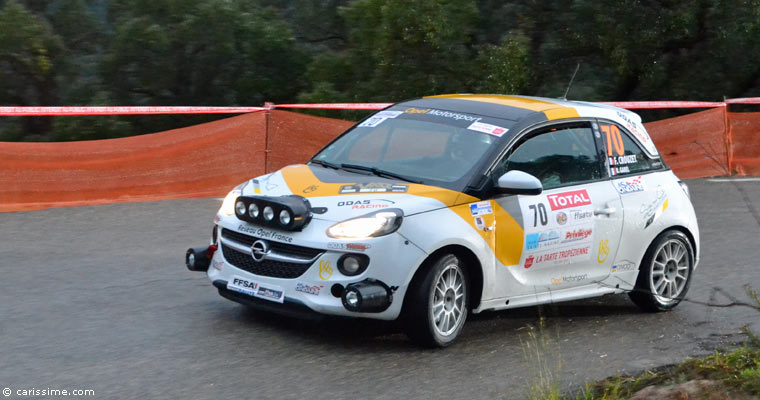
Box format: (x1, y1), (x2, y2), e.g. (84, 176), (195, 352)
(185, 246), (215, 272)
(344, 289), (360, 308)
(340, 279), (392, 313)
(279, 209), (291, 225)
(263, 206), (274, 221)
(235, 200), (246, 216)
(248, 203), (259, 218)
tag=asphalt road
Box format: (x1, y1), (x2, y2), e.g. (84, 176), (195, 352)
(1, 179), (759, 399)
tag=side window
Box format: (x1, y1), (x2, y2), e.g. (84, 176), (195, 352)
(599, 122), (661, 175)
(497, 123), (601, 190)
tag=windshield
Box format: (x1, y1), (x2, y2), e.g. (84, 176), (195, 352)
(311, 106), (514, 190)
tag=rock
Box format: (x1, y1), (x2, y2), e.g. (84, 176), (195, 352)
(629, 380), (752, 400)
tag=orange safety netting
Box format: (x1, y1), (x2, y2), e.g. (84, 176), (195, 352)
(0, 110), (348, 212)
(643, 108), (730, 179)
(1, 108), (759, 212)
(727, 112), (760, 176)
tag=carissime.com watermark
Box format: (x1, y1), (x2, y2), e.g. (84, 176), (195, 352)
(3, 387), (94, 397)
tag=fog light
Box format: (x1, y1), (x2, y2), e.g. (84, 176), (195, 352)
(235, 201), (246, 216)
(279, 209), (291, 225)
(248, 203), (259, 218)
(263, 206), (274, 221)
(343, 256), (360, 274)
(338, 253), (370, 276)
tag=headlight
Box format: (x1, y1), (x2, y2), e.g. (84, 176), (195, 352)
(219, 188), (243, 216)
(326, 209), (403, 239)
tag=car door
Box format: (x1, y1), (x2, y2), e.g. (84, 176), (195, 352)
(491, 121), (625, 295)
(598, 119), (670, 279)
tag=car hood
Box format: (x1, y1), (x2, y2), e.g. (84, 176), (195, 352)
(238, 164), (478, 222)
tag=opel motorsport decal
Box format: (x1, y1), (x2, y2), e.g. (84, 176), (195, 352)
(518, 189), (595, 269)
(358, 105), (511, 138)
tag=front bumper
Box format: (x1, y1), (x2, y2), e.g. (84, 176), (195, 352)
(212, 280), (323, 320)
(205, 217), (426, 320)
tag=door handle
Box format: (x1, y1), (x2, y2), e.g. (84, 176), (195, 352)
(594, 207), (617, 216)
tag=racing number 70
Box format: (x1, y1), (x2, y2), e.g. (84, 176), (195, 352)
(528, 203), (548, 227)
(600, 124), (625, 156)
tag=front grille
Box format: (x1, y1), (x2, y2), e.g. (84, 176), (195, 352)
(221, 228), (322, 259)
(221, 244), (315, 279)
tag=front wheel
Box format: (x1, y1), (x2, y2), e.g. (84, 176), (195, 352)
(629, 230), (694, 312)
(403, 254), (469, 347)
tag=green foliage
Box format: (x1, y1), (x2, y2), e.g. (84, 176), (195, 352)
(335, 0), (480, 101)
(2, 0), (760, 141)
(99, 0), (307, 133)
(473, 35), (532, 95)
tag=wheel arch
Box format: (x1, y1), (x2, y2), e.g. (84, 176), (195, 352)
(402, 244), (485, 313)
(655, 225), (698, 262)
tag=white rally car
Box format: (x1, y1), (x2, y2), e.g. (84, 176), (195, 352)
(186, 94), (699, 347)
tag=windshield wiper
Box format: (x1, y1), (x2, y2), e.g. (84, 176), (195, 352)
(309, 159), (341, 169)
(340, 163), (421, 184)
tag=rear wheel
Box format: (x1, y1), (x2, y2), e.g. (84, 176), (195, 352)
(629, 230), (694, 312)
(403, 254), (469, 347)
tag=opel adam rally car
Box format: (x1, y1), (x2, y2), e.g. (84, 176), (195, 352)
(186, 94), (699, 347)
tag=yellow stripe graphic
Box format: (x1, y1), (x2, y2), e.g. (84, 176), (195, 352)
(424, 94), (580, 121)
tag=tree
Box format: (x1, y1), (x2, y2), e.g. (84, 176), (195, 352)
(0, 0), (63, 137)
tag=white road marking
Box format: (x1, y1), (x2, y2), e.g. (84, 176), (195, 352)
(706, 178), (760, 182)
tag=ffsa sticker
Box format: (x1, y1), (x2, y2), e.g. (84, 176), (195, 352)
(517, 189), (595, 269)
(227, 276), (284, 303)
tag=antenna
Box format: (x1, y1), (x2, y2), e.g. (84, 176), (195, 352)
(561, 63), (581, 100)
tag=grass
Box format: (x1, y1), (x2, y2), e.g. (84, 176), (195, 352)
(521, 286), (760, 399)
(577, 338), (760, 399)
(522, 314), (563, 400)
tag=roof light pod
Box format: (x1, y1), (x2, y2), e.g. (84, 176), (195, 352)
(233, 195), (312, 231)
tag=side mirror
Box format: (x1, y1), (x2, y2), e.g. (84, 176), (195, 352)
(496, 170), (543, 195)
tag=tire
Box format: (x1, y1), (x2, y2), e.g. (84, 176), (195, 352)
(403, 254), (469, 347)
(629, 230), (694, 312)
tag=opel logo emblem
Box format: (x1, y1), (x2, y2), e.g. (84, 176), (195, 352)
(251, 240), (269, 262)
